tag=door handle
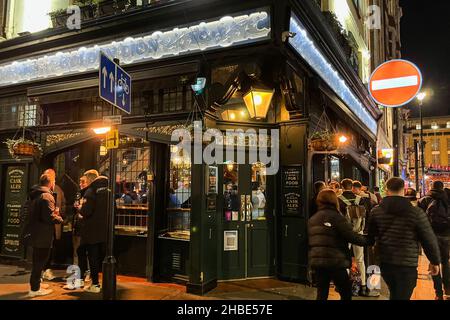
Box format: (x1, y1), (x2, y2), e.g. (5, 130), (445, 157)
(285, 225), (288, 237)
(209, 228), (212, 239)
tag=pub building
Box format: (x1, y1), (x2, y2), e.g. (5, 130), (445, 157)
(0, 0), (380, 294)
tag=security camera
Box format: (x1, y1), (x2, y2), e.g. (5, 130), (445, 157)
(282, 31), (297, 42)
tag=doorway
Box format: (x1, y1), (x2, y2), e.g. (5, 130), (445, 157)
(219, 162), (274, 279)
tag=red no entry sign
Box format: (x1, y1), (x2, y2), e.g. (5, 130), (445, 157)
(369, 59), (422, 107)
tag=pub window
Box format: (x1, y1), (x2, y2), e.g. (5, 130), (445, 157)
(0, 104), (42, 129)
(91, 98), (113, 119)
(223, 162), (239, 221)
(432, 138), (440, 152)
(432, 152), (440, 165)
(98, 137), (151, 236)
(330, 156), (340, 182)
(5, 0), (70, 38)
(251, 162), (267, 221)
(162, 145), (191, 240)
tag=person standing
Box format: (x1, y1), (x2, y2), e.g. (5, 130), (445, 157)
(417, 181), (450, 300)
(367, 177), (441, 300)
(373, 186), (383, 204)
(64, 175), (90, 290)
(329, 181), (342, 196)
(338, 179), (372, 296)
(77, 170), (109, 293)
(28, 173), (63, 297)
(310, 181), (326, 218)
(41, 168), (66, 281)
(405, 188), (418, 206)
(308, 189), (370, 300)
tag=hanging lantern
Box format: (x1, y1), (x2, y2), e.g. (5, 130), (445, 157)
(243, 85), (274, 120)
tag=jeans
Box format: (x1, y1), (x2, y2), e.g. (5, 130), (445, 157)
(30, 247), (51, 292)
(314, 267), (352, 300)
(432, 236), (450, 297)
(381, 264), (417, 300)
(79, 243), (105, 285)
(77, 244), (89, 280)
(352, 244), (366, 286)
(73, 235), (81, 266)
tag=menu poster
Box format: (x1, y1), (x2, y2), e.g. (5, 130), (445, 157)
(207, 194), (217, 211)
(1, 166), (27, 258)
(207, 166), (218, 194)
(282, 166), (303, 216)
(224, 230), (238, 251)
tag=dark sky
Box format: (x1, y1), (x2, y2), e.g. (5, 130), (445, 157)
(399, 0), (450, 118)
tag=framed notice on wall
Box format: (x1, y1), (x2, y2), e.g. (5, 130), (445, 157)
(224, 230), (238, 251)
(281, 165), (303, 216)
(206, 166), (218, 194)
(1, 166), (28, 258)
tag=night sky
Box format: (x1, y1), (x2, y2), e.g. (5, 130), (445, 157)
(399, 0), (450, 118)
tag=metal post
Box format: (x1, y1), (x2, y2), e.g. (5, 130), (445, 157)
(414, 139), (419, 192)
(324, 153), (329, 184)
(393, 108), (399, 177)
(102, 59), (120, 300)
(419, 102), (425, 196)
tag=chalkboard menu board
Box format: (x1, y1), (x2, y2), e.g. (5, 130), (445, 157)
(282, 166), (302, 216)
(1, 166), (27, 258)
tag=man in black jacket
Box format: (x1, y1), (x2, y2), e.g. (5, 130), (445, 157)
(28, 173), (63, 297)
(367, 177), (441, 300)
(418, 181), (450, 300)
(77, 170), (109, 293)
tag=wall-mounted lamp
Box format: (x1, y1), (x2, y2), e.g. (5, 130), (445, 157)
(191, 77), (206, 95)
(93, 127), (111, 135)
(243, 85), (274, 120)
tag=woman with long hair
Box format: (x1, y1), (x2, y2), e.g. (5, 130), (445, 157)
(308, 189), (372, 300)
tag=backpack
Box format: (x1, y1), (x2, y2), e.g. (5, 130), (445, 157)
(339, 195), (366, 233)
(426, 199), (450, 233)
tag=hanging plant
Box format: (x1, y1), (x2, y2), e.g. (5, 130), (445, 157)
(309, 110), (338, 152)
(5, 138), (42, 159)
(310, 130), (338, 151)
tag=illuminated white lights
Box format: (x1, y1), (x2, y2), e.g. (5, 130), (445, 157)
(0, 11), (270, 87)
(288, 14), (377, 135)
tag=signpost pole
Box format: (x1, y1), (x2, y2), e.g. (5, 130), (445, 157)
(419, 101), (425, 196)
(102, 59), (120, 301)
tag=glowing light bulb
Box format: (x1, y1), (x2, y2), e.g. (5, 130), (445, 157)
(93, 127), (111, 135)
(338, 135), (348, 143)
(253, 94), (263, 106)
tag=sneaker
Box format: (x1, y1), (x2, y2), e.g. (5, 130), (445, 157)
(42, 269), (55, 281)
(435, 296), (444, 300)
(28, 288), (53, 297)
(40, 283), (50, 290)
(84, 284), (101, 293)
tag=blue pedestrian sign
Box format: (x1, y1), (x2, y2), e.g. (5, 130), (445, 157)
(99, 52), (132, 114)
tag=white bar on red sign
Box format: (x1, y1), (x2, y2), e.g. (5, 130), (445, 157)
(371, 75), (419, 91)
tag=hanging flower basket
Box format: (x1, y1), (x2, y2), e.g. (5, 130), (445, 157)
(310, 132), (338, 151)
(5, 139), (42, 158)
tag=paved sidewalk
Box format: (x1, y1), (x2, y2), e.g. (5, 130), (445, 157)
(0, 252), (439, 300)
